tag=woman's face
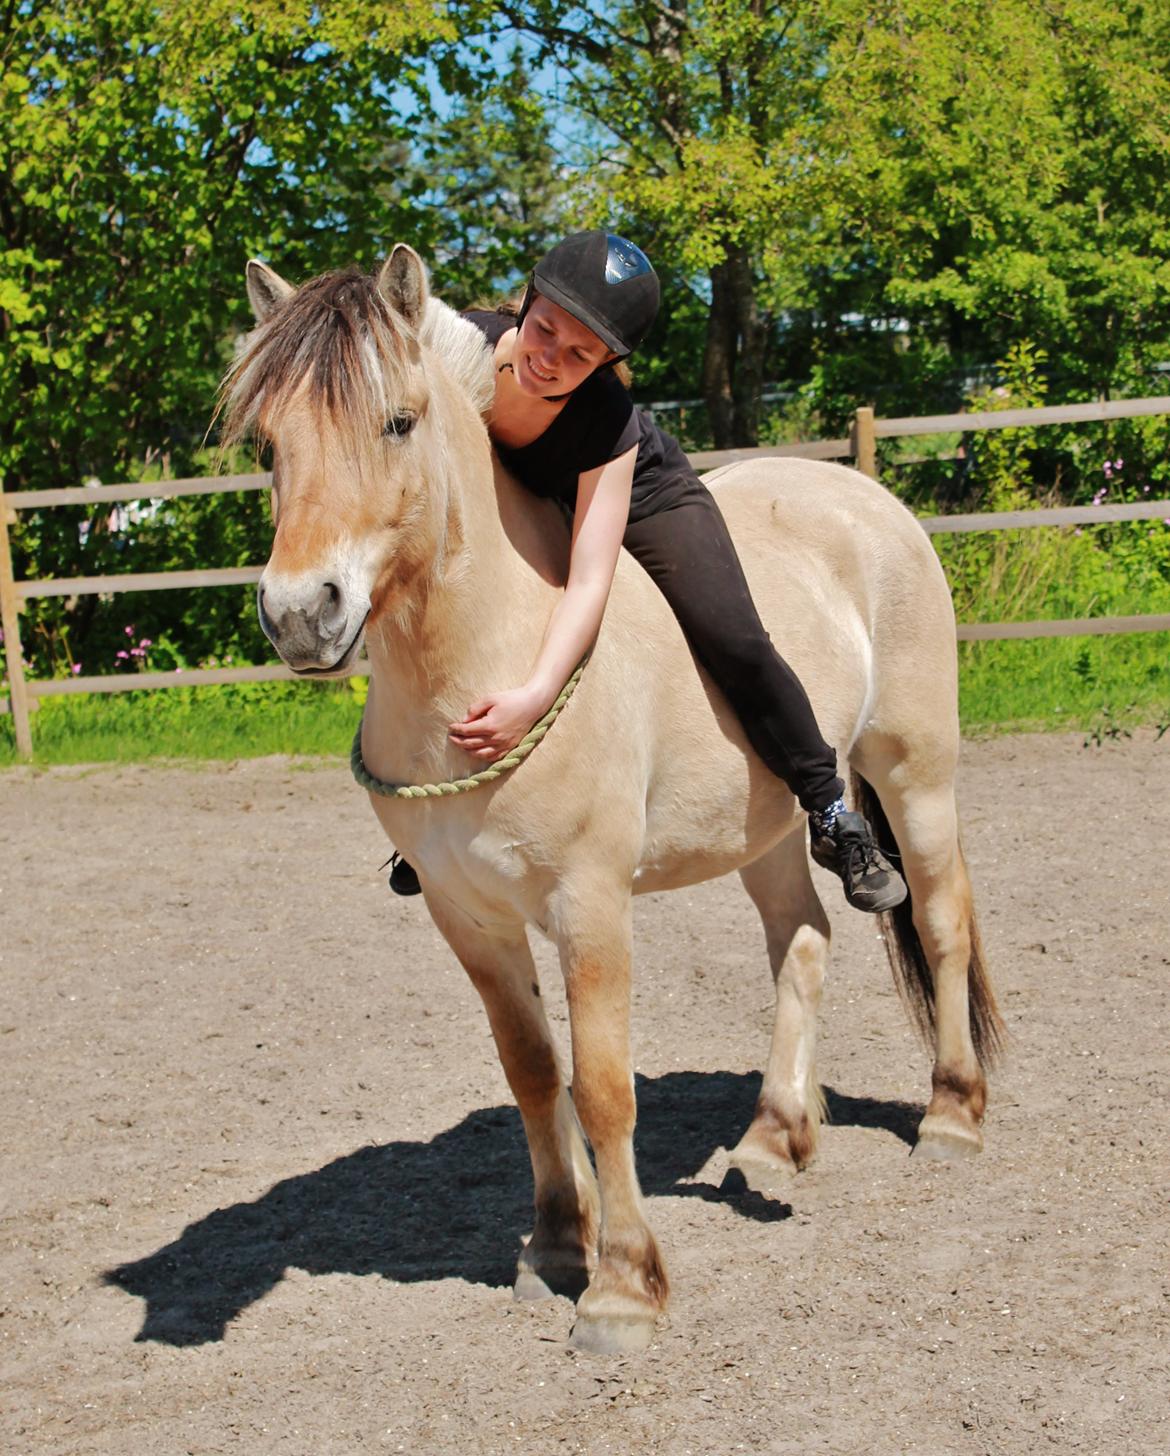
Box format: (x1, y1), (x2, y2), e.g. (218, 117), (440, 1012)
(513, 294), (615, 398)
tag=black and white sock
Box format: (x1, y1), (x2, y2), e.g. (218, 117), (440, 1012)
(809, 795), (848, 838)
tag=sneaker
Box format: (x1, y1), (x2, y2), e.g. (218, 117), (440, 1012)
(387, 853), (422, 897)
(809, 810), (908, 914)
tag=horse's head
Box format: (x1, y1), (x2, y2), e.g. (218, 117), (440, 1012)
(220, 247), (493, 674)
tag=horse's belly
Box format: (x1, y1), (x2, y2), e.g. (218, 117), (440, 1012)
(630, 728), (802, 893)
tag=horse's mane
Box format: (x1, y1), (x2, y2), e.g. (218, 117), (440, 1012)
(420, 296), (495, 414)
(219, 265), (495, 446)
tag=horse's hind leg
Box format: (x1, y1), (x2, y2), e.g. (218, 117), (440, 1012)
(852, 746), (1003, 1160)
(728, 830), (830, 1193)
(424, 895), (599, 1300)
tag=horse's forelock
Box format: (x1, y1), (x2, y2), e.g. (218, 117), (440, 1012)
(220, 267), (415, 445)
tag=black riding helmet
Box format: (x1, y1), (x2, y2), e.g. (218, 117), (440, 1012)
(517, 231), (660, 358)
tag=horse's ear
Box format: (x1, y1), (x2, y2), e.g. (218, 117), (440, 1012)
(378, 245), (429, 330)
(246, 259), (295, 323)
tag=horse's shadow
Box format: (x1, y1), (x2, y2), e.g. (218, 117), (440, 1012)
(104, 1071), (920, 1346)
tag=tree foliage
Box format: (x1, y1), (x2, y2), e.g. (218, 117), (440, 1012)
(343, 43), (575, 307)
(2, 0), (1170, 685)
(0, 0), (447, 491)
(468, 1), (1170, 442)
(1, 0), (447, 677)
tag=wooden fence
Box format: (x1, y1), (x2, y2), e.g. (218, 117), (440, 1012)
(3, 396), (1170, 758)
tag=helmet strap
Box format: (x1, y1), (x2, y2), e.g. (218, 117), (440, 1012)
(516, 278), (535, 332)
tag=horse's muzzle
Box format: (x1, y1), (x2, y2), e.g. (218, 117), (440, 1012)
(257, 571), (368, 674)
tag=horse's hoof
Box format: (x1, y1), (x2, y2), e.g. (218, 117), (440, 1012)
(726, 1153), (795, 1199)
(569, 1313), (655, 1355)
(693, 1147), (729, 1186)
(912, 1119), (983, 1162)
(514, 1257), (590, 1303)
(514, 1267), (557, 1302)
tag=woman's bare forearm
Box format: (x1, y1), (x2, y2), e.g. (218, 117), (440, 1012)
(524, 578), (611, 709)
(518, 447), (634, 715)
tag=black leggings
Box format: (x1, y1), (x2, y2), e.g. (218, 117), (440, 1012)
(621, 481), (844, 815)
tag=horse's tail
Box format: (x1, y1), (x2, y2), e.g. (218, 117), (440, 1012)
(851, 770), (1005, 1073)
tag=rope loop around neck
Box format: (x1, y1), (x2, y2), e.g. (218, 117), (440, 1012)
(350, 657), (588, 799)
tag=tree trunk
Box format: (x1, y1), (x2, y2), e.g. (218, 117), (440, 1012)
(702, 243), (767, 448)
(703, 259), (737, 447)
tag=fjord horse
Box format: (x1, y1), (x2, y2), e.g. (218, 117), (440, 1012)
(222, 248), (1003, 1354)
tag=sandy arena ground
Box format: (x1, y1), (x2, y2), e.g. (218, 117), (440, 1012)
(1, 731), (1167, 1455)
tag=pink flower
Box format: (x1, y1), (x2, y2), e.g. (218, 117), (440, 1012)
(116, 650), (128, 660)
(140, 638), (152, 648)
(71, 663), (81, 675)
(1114, 458), (1123, 470)
(124, 625), (135, 636)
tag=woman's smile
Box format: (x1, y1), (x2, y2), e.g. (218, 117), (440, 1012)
(524, 353), (558, 385)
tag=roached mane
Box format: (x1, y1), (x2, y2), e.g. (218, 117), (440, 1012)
(218, 265), (495, 447)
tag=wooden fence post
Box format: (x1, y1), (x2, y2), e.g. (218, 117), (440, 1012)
(852, 406), (878, 479)
(0, 484), (33, 758)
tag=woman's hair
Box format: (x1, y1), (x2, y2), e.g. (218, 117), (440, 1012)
(473, 293), (633, 388)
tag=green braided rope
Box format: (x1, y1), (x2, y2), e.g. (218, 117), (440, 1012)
(350, 657), (588, 799)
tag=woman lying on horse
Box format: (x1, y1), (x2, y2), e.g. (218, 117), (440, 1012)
(388, 230), (905, 913)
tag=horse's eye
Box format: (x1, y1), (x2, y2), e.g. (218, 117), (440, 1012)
(383, 411), (416, 439)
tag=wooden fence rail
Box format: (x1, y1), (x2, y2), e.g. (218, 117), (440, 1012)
(4, 396), (1170, 757)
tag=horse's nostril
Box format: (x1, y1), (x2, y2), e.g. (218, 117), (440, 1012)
(257, 584), (274, 636)
(315, 580), (344, 628)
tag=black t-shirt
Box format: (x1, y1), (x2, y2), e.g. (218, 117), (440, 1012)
(463, 309), (698, 523)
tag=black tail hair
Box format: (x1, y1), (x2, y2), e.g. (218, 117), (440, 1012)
(851, 770), (1006, 1071)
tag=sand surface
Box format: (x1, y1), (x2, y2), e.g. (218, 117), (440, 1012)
(1, 732), (1167, 1454)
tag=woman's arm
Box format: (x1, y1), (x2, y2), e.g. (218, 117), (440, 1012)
(448, 445), (636, 761)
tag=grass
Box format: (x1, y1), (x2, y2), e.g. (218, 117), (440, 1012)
(0, 678), (363, 768)
(2, 635), (1167, 768)
(958, 632), (1169, 735)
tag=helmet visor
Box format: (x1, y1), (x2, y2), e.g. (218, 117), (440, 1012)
(528, 274), (630, 358)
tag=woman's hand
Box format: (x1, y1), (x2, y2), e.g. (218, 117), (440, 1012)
(449, 684), (550, 762)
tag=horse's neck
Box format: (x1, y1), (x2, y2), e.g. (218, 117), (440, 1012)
(362, 440), (566, 776)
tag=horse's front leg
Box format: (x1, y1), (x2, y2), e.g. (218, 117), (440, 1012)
(554, 881), (668, 1354)
(424, 895), (599, 1299)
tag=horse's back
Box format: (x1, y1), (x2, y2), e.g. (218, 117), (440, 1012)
(607, 457), (954, 739)
(464, 458), (958, 896)
(707, 458), (948, 615)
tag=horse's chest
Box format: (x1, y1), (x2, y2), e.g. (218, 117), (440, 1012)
(368, 797), (553, 920)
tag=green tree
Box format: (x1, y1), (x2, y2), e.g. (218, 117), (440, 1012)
(852, 0), (1170, 403)
(0, 0), (447, 492)
(340, 43), (575, 307)
(469, 1), (1170, 445)
(0, 0), (447, 675)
